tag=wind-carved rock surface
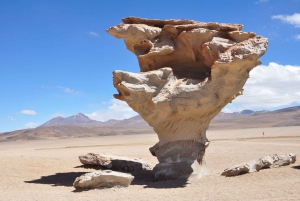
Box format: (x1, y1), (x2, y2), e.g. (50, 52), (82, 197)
(107, 17), (268, 181)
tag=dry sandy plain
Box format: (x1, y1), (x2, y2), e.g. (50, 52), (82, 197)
(1, 126), (299, 201)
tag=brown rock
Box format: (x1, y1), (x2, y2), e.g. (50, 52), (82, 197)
(79, 153), (152, 171)
(73, 170), (134, 189)
(221, 153), (297, 177)
(107, 17), (268, 181)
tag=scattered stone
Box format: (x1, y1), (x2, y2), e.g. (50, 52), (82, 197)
(73, 170), (134, 189)
(107, 17), (268, 181)
(221, 153), (296, 177)
(79, 153), (152, 171)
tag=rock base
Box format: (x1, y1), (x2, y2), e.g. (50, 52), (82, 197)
(150, 140), (209, 181)
(153, 162), (193, 181)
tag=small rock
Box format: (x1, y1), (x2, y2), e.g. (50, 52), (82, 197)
(221, 153), (296, 177)
(79, 153), (113, 168)
(79, 153), (152, 171)
(73, 170), (134, 189)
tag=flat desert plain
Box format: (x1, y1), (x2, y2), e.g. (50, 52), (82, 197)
(0, 126), (299, 201)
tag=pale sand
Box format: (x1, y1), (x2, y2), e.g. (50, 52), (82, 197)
(0, 126), (299, 201)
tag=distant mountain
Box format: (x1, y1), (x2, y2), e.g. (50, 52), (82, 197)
(0, 125), (154, 142)
(40, 113), (149, 128)
(238, 110), (254, 115)
(40, 106), (300, 129)
(40, 113), (100, 127)
(210, 106), (300, 129)
(1, 106), (300, 142)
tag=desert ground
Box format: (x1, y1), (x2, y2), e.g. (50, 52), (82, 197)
(0, 126), (299, 201)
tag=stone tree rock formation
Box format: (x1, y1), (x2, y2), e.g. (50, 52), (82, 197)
(107, 17), (268, 181)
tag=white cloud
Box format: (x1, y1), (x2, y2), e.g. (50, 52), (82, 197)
(25, 122), (38, 129)
(221, 108), (234, 113)
(88, 31), (99, 37)
(295, 35), (300, 40)
(224, 62), (300, 112)
(255, 0), (269, 4)
(272, 13), (300, 27)
(21, 110), (37, 115)
(86, 99), (137, 122)
(8, 116), (15, 121)
(57, 86), (81, 94)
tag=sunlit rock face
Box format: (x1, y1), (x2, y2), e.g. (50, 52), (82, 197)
(107, 17), (268, 181)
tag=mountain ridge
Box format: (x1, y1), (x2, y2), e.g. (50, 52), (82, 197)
(1, 106), (300, 142)
(40, 112), (149, 128)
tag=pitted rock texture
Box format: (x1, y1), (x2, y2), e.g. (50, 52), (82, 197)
(73, 170), (134, 189)
(221, 153), (296, 177)
(79, 153), (152, 171)
(107, 17), (268, 181)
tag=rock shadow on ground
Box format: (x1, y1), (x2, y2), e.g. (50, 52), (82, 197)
(24, 172), (89, 187)
(74, 164), (107, 170)
(24, 166), (188, 191)
(292, 165), (300, 170)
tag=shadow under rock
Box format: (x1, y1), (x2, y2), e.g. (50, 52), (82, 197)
(74, 164), (107, 170)
(24, 172), (89, 187)
(292, 165), (300, 170)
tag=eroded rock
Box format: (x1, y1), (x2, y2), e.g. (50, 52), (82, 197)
(73, 170), (134, 189)
(107, 17), (268, 181)
(221, 153), (297, 177)
(79, 153), (152, 171)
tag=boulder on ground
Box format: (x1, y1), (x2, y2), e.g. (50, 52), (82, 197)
(73, 170), (134, 189)
(221, 153), (296, 177)
(79, 153), (152, 171)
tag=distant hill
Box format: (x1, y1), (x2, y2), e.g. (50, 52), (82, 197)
(1, 106), (300, 142)
(0, 125), (154, 142)
(39, 113), (149, 128)
(40, 113), (102, 127)
(210, 106), (300, 129)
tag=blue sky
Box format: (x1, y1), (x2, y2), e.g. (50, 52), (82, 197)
(1, 0), (300, 132)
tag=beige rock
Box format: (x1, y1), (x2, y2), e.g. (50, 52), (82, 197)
(73, 170), (134, 189)
(221, 153), (297, 177)
(107, 17), (268, 181)
(79, 153), (152, 171)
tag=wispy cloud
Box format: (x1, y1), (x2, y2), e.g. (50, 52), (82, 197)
(295, 34), (300, 40)
(223, 62), (300, 112)
(272, 13), (300, 27)
(86, 99), (137, 122)
(88, 31), (99, 37)
(21, 110), (37, 115)
(255, 0), (269, 4)
(8, 116), (15, 121)
(57, 86), (81, 94)
(25, 122), (38, 129)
